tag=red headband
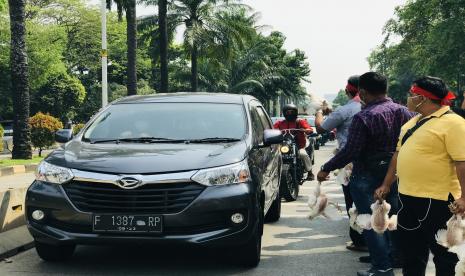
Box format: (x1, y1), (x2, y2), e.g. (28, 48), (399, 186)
(346, 83), (359, 95)
(410, 85), (456, 106)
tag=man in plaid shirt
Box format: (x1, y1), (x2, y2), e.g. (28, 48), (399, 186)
(317, 72), (413, 276)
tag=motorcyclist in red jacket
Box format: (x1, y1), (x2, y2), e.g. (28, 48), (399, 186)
(273, 104), (315, 181)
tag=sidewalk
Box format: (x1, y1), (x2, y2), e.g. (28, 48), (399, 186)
(0, 173), (34, 260)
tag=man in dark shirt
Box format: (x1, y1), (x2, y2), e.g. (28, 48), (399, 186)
(317, 72), (413, 276)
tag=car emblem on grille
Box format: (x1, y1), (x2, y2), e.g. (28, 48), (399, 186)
(117, 177), (142, 189)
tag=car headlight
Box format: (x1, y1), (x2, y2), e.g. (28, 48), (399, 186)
(36, 161), (74, 184)
(191, 160), (251, 186)
(280, 145), (290, 154)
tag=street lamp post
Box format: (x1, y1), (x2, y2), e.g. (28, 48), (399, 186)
(101, 0), (108, 107)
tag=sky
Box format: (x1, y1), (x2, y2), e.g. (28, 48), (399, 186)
(92, 0), (406, 99)
(237, 0), (407, 98)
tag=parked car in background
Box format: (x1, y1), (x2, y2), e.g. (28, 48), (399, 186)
(1, 120), (13, 152)
(1, 120), (13, 137)
(27, 93), (284, 267)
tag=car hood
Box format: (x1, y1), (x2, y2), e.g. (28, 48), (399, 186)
(45, 140), (249, 174)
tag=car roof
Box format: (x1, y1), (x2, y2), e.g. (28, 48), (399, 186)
(112, 93), (258, 105)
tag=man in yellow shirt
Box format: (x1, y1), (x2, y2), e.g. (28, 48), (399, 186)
(375, 76), (465, 276)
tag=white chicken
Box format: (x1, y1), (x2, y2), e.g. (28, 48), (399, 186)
(307, 182), (342, 220)
(448, 243), (465, 276)
(436, 214), (465, 249)
(335, 163), (353, 187)
(349, 204), (364, 234)
(351, 200), (397, 234)
(371, 200), (398, 234)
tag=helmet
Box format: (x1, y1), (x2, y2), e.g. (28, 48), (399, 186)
(282, 104), (298, 122)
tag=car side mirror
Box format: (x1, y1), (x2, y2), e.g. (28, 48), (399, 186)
(263, 129), (283, 146)
(55, 129), (73, 143)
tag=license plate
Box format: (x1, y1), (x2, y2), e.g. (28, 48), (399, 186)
(92, 214), (163, 233)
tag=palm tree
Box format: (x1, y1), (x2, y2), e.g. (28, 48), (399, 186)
(107, 0), (137, 96)
(138, 5), (178, 92)
(8, 0), (32, 159)
(172, 0), (243, 92)
(158, 0), (169, 92)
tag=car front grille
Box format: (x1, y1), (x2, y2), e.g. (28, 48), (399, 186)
(63, 180), (205, 214)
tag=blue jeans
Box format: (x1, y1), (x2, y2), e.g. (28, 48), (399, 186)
(349, 171), (399, 270)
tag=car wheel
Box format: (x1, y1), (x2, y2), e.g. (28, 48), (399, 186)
(237, 205), (263, 267)
(265, 190), (281, 223)
(281, 170), (299, 202)
(35, 241), (75, 262)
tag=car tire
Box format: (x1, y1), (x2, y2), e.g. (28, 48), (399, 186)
(281, 170), (299, 202)
(237, 205), (263, 267)
(265, 190), (281, 223)
(35, 241), (75, 262)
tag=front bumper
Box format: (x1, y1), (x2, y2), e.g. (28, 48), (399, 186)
(26, 180), (259, 247)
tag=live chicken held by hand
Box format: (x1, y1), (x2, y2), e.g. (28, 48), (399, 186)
(436, 214), (465, 248)
(307, 182), (342, 220)
(351, 200), (397, 234)
(371, 200), (398, 234)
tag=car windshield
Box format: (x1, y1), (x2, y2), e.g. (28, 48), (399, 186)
(83, 102), (247, 142)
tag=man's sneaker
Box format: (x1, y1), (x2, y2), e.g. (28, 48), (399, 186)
(358, 255), (402, 268)
(357, 268), (394, 276)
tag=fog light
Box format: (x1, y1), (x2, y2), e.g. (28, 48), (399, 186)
(32, 210), (45, 221)
(231, 213), (244, 224)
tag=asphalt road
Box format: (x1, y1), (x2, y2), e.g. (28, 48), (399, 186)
(0, 142), (432, 275)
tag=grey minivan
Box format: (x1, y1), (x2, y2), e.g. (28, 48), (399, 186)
(26, 93), (283, 267)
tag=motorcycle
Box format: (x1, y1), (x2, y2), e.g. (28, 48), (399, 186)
(279, 129), (316, 202)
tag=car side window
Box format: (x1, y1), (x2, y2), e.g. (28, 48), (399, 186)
(250, 108), (265, 144)
(256, 107), (272, 130)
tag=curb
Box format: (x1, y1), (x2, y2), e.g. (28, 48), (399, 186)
(0, 188), (28, 233)
(0, 186), (32, 260)
(0, 225), (34, 260)
(0, 164), (38, 177)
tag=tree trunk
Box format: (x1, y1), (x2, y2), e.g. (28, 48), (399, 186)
(191, 42), (198, 92)
(126, 0), (137, 96)
(159, 0), (168, 92)
(9, 0), (32, 160)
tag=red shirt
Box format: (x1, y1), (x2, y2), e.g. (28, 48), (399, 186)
(273, 119), (312, 149)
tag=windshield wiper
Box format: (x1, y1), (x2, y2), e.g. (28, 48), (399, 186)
(187, 137), (242, 143)
(89, 137), (185, 144)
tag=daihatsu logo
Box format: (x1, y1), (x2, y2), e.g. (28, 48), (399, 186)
(118, 176), (142, 189)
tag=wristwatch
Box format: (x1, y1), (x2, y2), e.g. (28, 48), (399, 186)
(320, 165), (328, 173)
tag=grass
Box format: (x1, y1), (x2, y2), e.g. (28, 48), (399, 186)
(0, 156), (44, 167)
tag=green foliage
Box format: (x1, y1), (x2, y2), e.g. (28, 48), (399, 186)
(370, 0), (465, 106)
(0, 123), (3, 152)
(29, 112), (63, 156)
(0, 0), (311, 122)
(0, 0), (5, 12)
(32, 72), (86, 122)
(73, 123), (85, 135)
(332, 90), (349, 108)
